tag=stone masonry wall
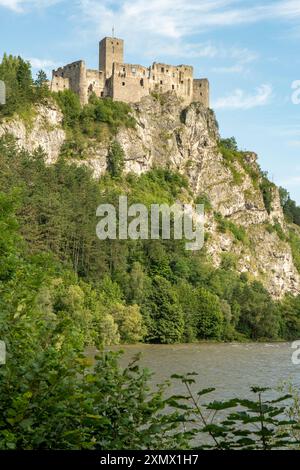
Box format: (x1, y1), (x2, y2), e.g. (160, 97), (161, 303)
(51, 37), (210, 107)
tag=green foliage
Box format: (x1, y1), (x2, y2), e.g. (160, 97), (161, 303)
(144, 276), (184, 344)
(232, 281), (280, 340)
(35, 70), (48, 87)
(107, 140), (125, 177)
(279, 294), (300, 340)
(220, 253), (238, 271)
(279, 186), (300, 226)
(193, 288), (224, 340)
(214, 212), (248, 244)
(55, 89), (82, 127)
(169, 376), (298, 450)
(218, 140), (244, 185)
(218, 138), (261, 187)
(195, 193), (212, 212)
(0, 134), (298, 352)
(0, 54), (50, 118)
(266, 221), (286, 241)
(54, 91), (136, 158)
(260, 174), (274, 214)
(288, 227), (300, 273)
(220, 136), (238, 151)
(109, 304), (147, 343)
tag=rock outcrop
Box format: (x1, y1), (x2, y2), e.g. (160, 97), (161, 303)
(0, 101), (65, 164)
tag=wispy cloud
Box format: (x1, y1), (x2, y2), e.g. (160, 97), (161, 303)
(211, 46), (258, 74)
(76, 0), (300, 41)
(213, 84), (273, 110)
(212, 64), (244, 73)
(0, 0), (61, 13)
(28, 57), (58, 69)
(27, 57), (59, 77)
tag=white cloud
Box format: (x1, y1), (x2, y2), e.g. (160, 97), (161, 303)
(212, 64), (244, 73)
(28, 58), (58, 69)
(0, 0), (61, 13)
(76, 0), (300, 42)
(211, 46), (258, 74)
(213, 84), (273, 110)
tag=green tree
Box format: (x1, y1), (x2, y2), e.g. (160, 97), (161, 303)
(35, 70), (48, 87)
(194, 287), (224, 340)
(233, 281), (280, 340)
(110, 303), (147, 343)
(107, 140), (125, 177)
(144, 276), (184, 344)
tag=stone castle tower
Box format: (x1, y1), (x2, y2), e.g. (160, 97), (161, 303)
(99, 37), (124, 79)
(51, 37), (210, 108)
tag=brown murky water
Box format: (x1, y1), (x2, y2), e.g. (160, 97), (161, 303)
(108, 342), (300, 399)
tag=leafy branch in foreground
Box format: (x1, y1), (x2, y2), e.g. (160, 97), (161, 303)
(170, 374), (299, 450)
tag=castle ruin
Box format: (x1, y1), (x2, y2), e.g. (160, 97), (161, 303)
(51, 37), (210, 107)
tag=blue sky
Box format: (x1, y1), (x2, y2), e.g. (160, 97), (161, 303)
(1, 0), (300, 202)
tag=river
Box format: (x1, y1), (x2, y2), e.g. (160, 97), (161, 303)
(109, 342), (300, 400)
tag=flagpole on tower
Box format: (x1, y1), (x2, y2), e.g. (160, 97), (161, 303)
(112, 26), (115, 38)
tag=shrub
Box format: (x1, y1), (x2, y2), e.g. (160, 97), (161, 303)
(195, 193), (212, 212)
(260, 175), (274, 214)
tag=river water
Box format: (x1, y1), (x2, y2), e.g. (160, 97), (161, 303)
(110, 342), (300, 400)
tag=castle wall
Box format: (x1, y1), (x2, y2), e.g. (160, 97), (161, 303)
(111, 63), (150, 103)
(150, 63), (193, 106)
(51, 61), (87, 104)
(193, 79), (209, 107)
(51, 37), (210, 108)
(86, 69), (106, 100)
(51, 74), (69, 93)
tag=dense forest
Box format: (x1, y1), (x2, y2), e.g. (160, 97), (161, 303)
(2, 55), (300, 449)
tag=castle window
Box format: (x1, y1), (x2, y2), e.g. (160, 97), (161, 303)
(172, 85), (175, 90)
(123, 67), (126, 72)
(117, 42), (119, 45)
(140, 79), (144, 87)
(101, 92), (104, 97)
(161, 67), (164, 73)
(122, 82), (125, 86)
(160, 80), (163, 85)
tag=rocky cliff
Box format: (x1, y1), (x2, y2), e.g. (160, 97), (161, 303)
(0, 93), (298, 298)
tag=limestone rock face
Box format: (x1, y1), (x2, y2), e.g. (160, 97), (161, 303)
(114, 94), (300, 298)
(0, 93), (299, 298)
(0, 102), (65, 164)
